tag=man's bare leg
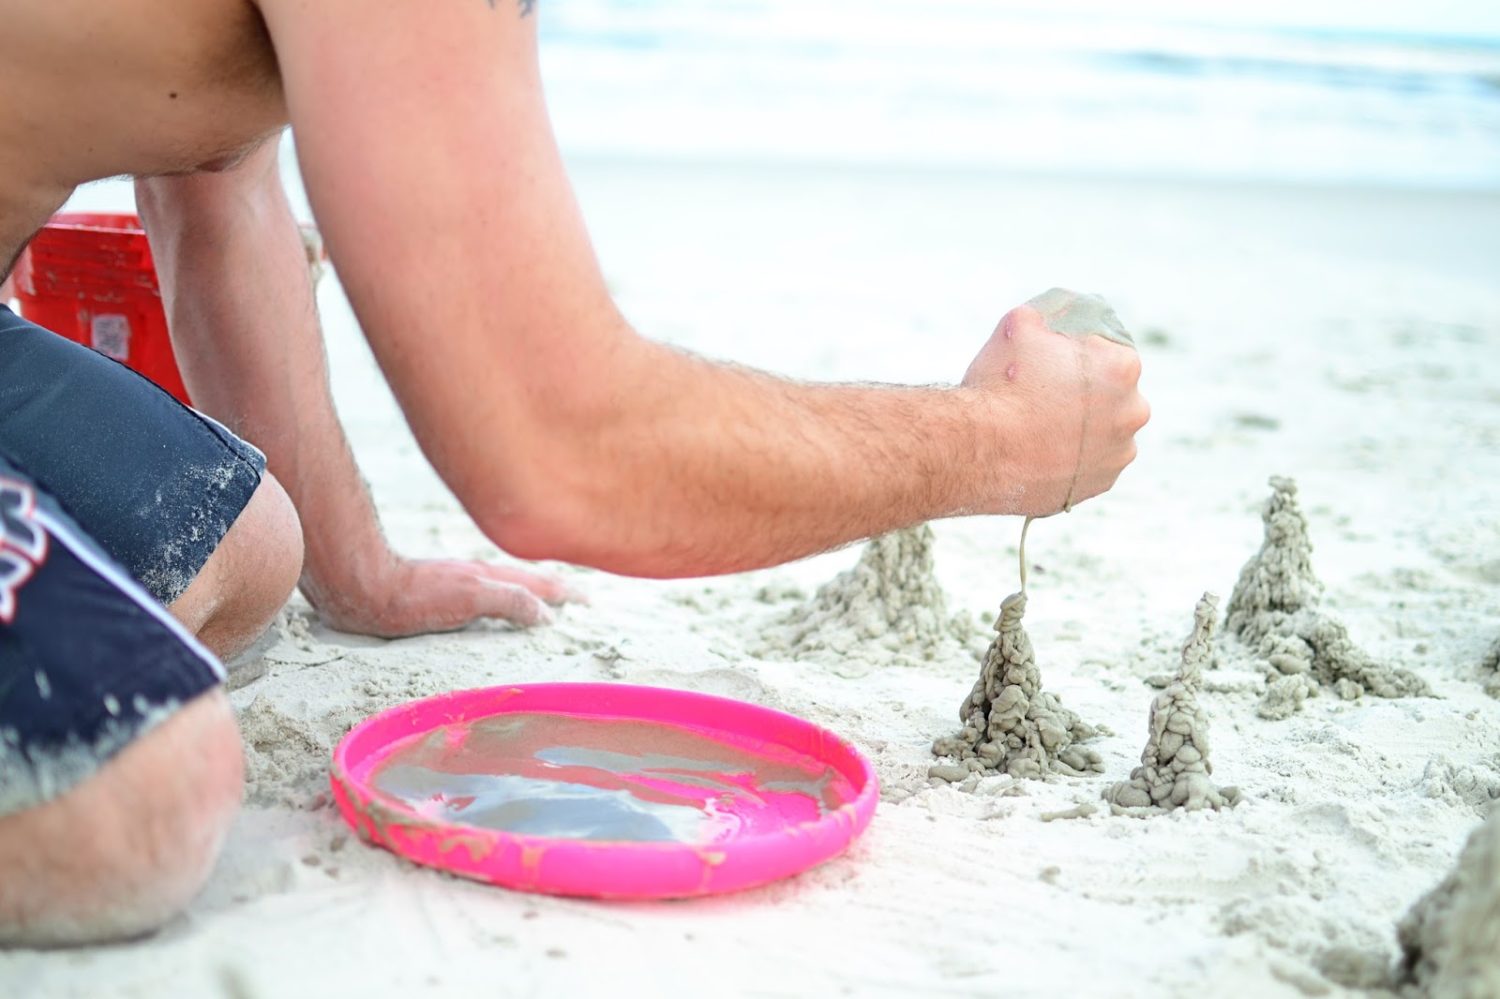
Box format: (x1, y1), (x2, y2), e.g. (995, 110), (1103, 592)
(0, 472), (302, 947)
(0, 690), (243, 946)
(168, 472), (304, 661)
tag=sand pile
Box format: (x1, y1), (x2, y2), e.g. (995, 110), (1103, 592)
(1224, 476), (1431, 719)
(757, 524), (981, 669)
(237, 694), (363, 809)
(1396, 806), (1500, 999)
(1481, 638), (1500, 699)
(1104, 593), (1241, 815)
(1418, 756), (1500, 818)
(932, 589), (1102, 779)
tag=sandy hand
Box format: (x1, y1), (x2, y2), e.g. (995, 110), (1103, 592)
(963, 287), (1149, 517)
(310, 557), (584, 637)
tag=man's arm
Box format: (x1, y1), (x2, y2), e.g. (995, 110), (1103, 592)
(256, 0), (1148, 578)
(135, 143), (577, 636)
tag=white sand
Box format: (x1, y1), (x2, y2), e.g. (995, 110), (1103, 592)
(5, 165), (1500, 997)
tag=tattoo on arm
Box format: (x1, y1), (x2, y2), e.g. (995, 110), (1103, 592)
(484, 0), (535, 15)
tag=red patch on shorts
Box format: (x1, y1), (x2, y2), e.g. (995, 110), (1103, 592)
(0, 478), (50, 623)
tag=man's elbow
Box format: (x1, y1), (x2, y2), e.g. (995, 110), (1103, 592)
(479, 504), (579, 567)
(463, 451), (616, 572)
(450, 333), (663, 573)
(469, 454), (695, 578)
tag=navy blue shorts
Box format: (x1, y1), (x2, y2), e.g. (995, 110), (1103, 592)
(0, 457), (224, 816)
(0, 305), (265, 603)
(0, 306), (263, 816)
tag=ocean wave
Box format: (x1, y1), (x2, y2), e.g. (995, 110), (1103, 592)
(537, 1), (1500, 189)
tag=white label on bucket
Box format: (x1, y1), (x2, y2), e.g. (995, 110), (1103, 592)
(90, 314), (131, 361)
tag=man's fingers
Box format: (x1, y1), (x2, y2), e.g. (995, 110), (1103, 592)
(477, 563), (586, 606)
(469, 576), (553, 628)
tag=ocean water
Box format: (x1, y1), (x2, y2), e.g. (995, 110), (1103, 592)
(538, 0), (1500, 190)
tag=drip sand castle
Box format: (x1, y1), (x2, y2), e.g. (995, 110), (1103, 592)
(1396, 806), (1500, 999)
(758, 524), (981, 669)
(1103, 593), (1241, 816)
(932, 587), (1102, 779)
(1225, 476), (1431, 719)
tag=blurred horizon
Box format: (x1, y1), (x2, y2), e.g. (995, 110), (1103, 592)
(538, 0), (1500, 190)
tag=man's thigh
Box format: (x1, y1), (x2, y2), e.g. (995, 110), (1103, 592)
(0, 305), (266, 604)
(0, 454), (226, 818)
(0, 463), (239, 943)
(0, 456), (228, 816)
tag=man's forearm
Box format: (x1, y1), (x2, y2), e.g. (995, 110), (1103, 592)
(136, 152), (1027, 583)
(481, 335), (1018, 578)
(135, 149), (394, 614)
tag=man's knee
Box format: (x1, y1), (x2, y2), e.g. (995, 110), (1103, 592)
(0, 690), (243, 947)
(172, 472), (303, 659)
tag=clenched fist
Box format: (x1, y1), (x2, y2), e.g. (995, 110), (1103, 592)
(964, 288), (1149, 517)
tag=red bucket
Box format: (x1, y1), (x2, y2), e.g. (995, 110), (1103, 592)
(11, 212), (191, 405)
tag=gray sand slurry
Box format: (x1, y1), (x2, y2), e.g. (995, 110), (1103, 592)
(756, 524), (983, 670)
(1104, 592), (1241, 816)
(1396, 806), (1500, 999)
(1025, 287), (1135, 347)
(1224, 476), (1431, 719)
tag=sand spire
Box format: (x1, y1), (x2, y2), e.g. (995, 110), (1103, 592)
(933, 589), (1102, 778)
(1104, 593), (1241, 815)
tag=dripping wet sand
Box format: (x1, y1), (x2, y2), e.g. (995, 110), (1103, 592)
(370, 713), (852, 843)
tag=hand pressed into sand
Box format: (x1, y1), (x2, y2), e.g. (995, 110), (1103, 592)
(962, 288), (1149, 517)
(305, 556), (584, 637)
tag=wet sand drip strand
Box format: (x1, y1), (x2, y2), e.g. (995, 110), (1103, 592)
(931, 513), (1101, 779)
(1225, 476), (1431, 719)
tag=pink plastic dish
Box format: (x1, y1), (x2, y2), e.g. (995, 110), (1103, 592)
(330, 683), (879, 899)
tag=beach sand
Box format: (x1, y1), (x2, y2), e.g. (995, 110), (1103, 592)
(4, 163), (1499, 997)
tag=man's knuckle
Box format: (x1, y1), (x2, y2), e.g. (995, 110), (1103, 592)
(1134, 398), (1151, 430)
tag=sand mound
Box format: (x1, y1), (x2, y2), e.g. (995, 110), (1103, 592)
(1396, 806), (1500, 998)
(756, 524), (982, 669)
(1481, 638), (1500, 699)
(1225, 476), (1431, 719)
(237, 694), (361, 809)
(1417, 756), (1500, 818)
